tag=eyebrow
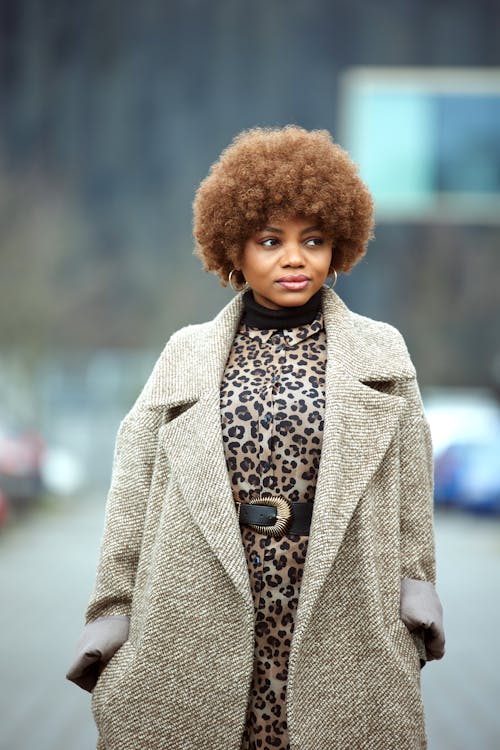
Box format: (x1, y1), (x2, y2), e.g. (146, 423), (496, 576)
(260, 225), (322, 234)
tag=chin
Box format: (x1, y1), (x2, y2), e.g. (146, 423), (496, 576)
(277, 288), (317, 302)
(272, 294), (314, 310)
(278, 296), (309, 306)
(253, 285), (319, 310)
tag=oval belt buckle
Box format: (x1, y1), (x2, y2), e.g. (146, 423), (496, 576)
(248, 494), (293, 539)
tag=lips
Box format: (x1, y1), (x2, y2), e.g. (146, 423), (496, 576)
(277, 275), (310, 282)
(276, 275), (310, 291)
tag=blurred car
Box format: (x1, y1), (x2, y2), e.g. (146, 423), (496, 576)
(0, 417), (45, 519)
(424, 388), (500, 513)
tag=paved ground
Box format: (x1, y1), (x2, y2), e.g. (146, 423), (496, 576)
(0, 497), (499, 750)
(0, 498), (102, 750)
(421, 509), (500, 750)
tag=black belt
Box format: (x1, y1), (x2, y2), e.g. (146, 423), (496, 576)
(237, 495), (313, 537)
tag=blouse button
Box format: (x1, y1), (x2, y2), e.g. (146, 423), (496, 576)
(262, 412), (272, 427)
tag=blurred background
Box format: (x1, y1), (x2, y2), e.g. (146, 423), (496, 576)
(1, 1), (499, 748)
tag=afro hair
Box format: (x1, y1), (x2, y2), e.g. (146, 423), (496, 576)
(193, 125), (374, 286)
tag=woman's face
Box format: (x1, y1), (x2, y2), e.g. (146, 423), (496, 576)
(239, 215), (333, 310)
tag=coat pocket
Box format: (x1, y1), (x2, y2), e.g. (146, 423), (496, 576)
(410, 627), (427, 669)
(91, 639), (136, 726)
(385, 618), (421, 676)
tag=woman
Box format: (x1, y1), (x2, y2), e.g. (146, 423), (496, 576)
(67, 126), (445, 750)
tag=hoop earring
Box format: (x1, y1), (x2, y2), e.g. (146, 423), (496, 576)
(326, 269), (338, 289)
(228, 269), (248, 292)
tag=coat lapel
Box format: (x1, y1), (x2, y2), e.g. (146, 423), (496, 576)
(155, 294), (254, 615)
(291, 289), (410, 656)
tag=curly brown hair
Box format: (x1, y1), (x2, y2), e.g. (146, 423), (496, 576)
(193, 125), (374, 287)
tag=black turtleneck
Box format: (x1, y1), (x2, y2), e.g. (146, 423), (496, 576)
(242, 289), (322, 330)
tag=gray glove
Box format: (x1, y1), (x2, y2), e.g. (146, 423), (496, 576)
(66, 615), (130, 693)
(400, 578), (445, 661)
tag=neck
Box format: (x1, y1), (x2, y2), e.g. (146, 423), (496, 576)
(242, 289), (322, 329)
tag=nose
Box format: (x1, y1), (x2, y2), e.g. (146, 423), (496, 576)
(281, 241), (305, 267)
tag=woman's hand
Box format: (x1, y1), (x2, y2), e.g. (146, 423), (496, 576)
(66, 615), (130, 692)
(400, 578), (445, 661)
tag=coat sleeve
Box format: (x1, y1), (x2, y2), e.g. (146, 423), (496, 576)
(398, 375), (436, 584)
(85, 403), (164, 623)
(397, 375), (445, 662)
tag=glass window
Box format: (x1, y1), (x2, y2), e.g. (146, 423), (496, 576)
(340, 68), (500, 222)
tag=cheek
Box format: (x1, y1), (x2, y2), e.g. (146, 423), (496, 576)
(322, 247), (334, 269)
(241, 251), (272, 279)
(312, 249), (333, 272)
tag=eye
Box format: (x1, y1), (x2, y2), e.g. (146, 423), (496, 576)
(305, 237), (325, 247)
(259, 238), (280, 247)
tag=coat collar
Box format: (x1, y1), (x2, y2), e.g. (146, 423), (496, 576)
(148, 287), (413, 664)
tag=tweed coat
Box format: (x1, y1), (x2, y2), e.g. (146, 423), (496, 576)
(86, 287), (436, 750)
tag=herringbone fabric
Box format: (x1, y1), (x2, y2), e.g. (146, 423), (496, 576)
(86, 287), (435, 749)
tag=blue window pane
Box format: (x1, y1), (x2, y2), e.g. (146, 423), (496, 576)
(435, 95), (500, 193)
(342, 69), (500, 220)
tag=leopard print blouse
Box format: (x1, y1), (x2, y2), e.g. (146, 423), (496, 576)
(220, 307), (327, 750)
